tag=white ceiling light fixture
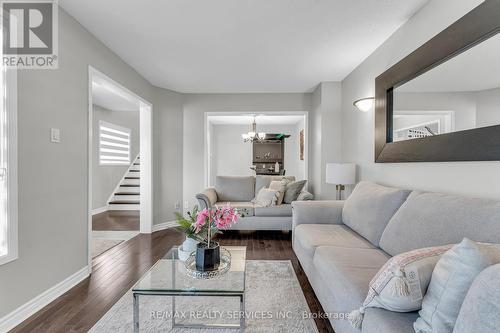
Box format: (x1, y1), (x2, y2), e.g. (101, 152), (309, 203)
(241, 116), (266, 142)
(353, 97), (375, 112)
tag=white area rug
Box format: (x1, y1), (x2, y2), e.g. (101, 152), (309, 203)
(92, 239), (124, 258)
(90, 260), (319, 332)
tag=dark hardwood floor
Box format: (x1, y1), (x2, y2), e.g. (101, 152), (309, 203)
(92, 210), (140, 231)
(11, 229), (334, 333)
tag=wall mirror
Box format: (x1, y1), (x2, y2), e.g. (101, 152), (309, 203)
(393, 32), (500, 142)
(375, 0), (500, 162)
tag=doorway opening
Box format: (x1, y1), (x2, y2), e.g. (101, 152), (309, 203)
(87, 67), (152, 270)
(204, 112), (308, 188)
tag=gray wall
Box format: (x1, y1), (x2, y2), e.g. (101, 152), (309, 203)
(92, 105), (140, 209)
(0, 8), (155, 318)
(393, 91), (477, 131)
(340, 0), (500, 200)
(182, 93), (312, 212)
(476, 87), (500, 128)
(152, 87), (184, 224)
(310, 82), (342, 199)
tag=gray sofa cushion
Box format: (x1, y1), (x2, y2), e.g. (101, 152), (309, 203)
(292, 200), (344, 227)
(380, 191), (500, 256)
(362, 308), (418, 333)
(215, 202), (254, 217)
(313, 246), (390, 315)
(294, 224), (374, 260)
(254, 204), (292, 217)
(215, 176), (255, 202)
(453, 264), (500, 333)
(283, 180), (307, 204)
(255, 175), (295, 193)
(297, 190), (314, 201)
(342, 181), (411, 247)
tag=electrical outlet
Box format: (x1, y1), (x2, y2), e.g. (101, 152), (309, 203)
(174, 201), (180, 210)
(184, 200), (189, 210)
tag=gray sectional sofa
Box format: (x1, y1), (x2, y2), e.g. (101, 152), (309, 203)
(292, 181), (500, 333)
(196, 175), (313, 230)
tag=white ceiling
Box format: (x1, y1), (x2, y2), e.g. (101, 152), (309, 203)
(92, 75), (140, 111)
(397, 32), (500, 93)
(208, 115), (304, 125)
(60, 0), (429, 93)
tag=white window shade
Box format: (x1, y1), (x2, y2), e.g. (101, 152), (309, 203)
(0, 65), (18, 266)
(99, 121), (131, 165)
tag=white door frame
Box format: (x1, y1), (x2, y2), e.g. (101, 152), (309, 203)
(204, 111), (309, 187)
(87, 66), (153, 272)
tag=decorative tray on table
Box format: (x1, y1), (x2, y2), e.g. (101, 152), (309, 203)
(184, 247), (232, 279)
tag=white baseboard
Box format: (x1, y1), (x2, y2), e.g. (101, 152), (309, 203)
(0, 266), (89, 333)
(152, 220), (178, 232)
(91, 206), (107, 215)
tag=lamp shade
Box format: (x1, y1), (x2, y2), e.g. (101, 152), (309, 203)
(326, 163), (356, 185)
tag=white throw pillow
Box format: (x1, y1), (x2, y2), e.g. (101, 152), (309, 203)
(252, 188), (279, 207)
(348, 244), (453, 329)
(413, 238), (492, 333)
(268, 179), (289, 205)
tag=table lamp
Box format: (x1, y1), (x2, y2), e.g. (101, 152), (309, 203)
(326, 163), (356, 200)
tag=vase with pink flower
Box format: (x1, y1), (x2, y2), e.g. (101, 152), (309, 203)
(176, 205), (238, 270)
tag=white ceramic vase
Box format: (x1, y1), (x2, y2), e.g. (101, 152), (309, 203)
(179, 237), (198, 261)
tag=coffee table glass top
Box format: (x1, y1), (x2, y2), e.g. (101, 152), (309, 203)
(132, 246), (247, 294)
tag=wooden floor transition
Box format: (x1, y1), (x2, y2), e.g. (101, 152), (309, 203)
(11, 229), (334, 333)
(92, 210), (140, 231)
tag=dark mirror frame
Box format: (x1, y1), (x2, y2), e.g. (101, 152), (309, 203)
(375, 0), (500, 163)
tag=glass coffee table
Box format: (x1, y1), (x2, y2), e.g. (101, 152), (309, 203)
(132, 246), (247, 332)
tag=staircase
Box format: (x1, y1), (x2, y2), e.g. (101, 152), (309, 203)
(108, 155), (140, 211)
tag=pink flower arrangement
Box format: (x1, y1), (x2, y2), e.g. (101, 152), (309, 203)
(194, 204), (239, 244)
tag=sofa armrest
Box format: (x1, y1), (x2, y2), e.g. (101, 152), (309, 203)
(292, 200), (344, 229)
(297, 190), (314, 201)
(195, 188), (218, 210)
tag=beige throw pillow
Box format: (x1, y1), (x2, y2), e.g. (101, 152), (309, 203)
(348, 244), (452, 329)
(268, 179), (289, 205)
(252, 188), (279, 207)
(349, 240), (500, 329)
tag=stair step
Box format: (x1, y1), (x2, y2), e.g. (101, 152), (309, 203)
(120, 184), (140, 187)
(109, 200), (140, 205)
(125, 176), (140, 179)
(115, 192), (140, 195)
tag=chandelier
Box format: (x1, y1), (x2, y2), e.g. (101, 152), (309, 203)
(241, 116), (266, 142)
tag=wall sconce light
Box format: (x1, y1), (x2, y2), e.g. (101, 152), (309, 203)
(353, 97), (375, 112)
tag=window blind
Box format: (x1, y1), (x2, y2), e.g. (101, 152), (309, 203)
(99, 121), (131, 165)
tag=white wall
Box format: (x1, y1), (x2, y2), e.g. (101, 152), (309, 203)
(182, 93), (311, 211)
(341, 0), (500, 200)
(211, 123), (304, 181)
(92, 105), (139, 209)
